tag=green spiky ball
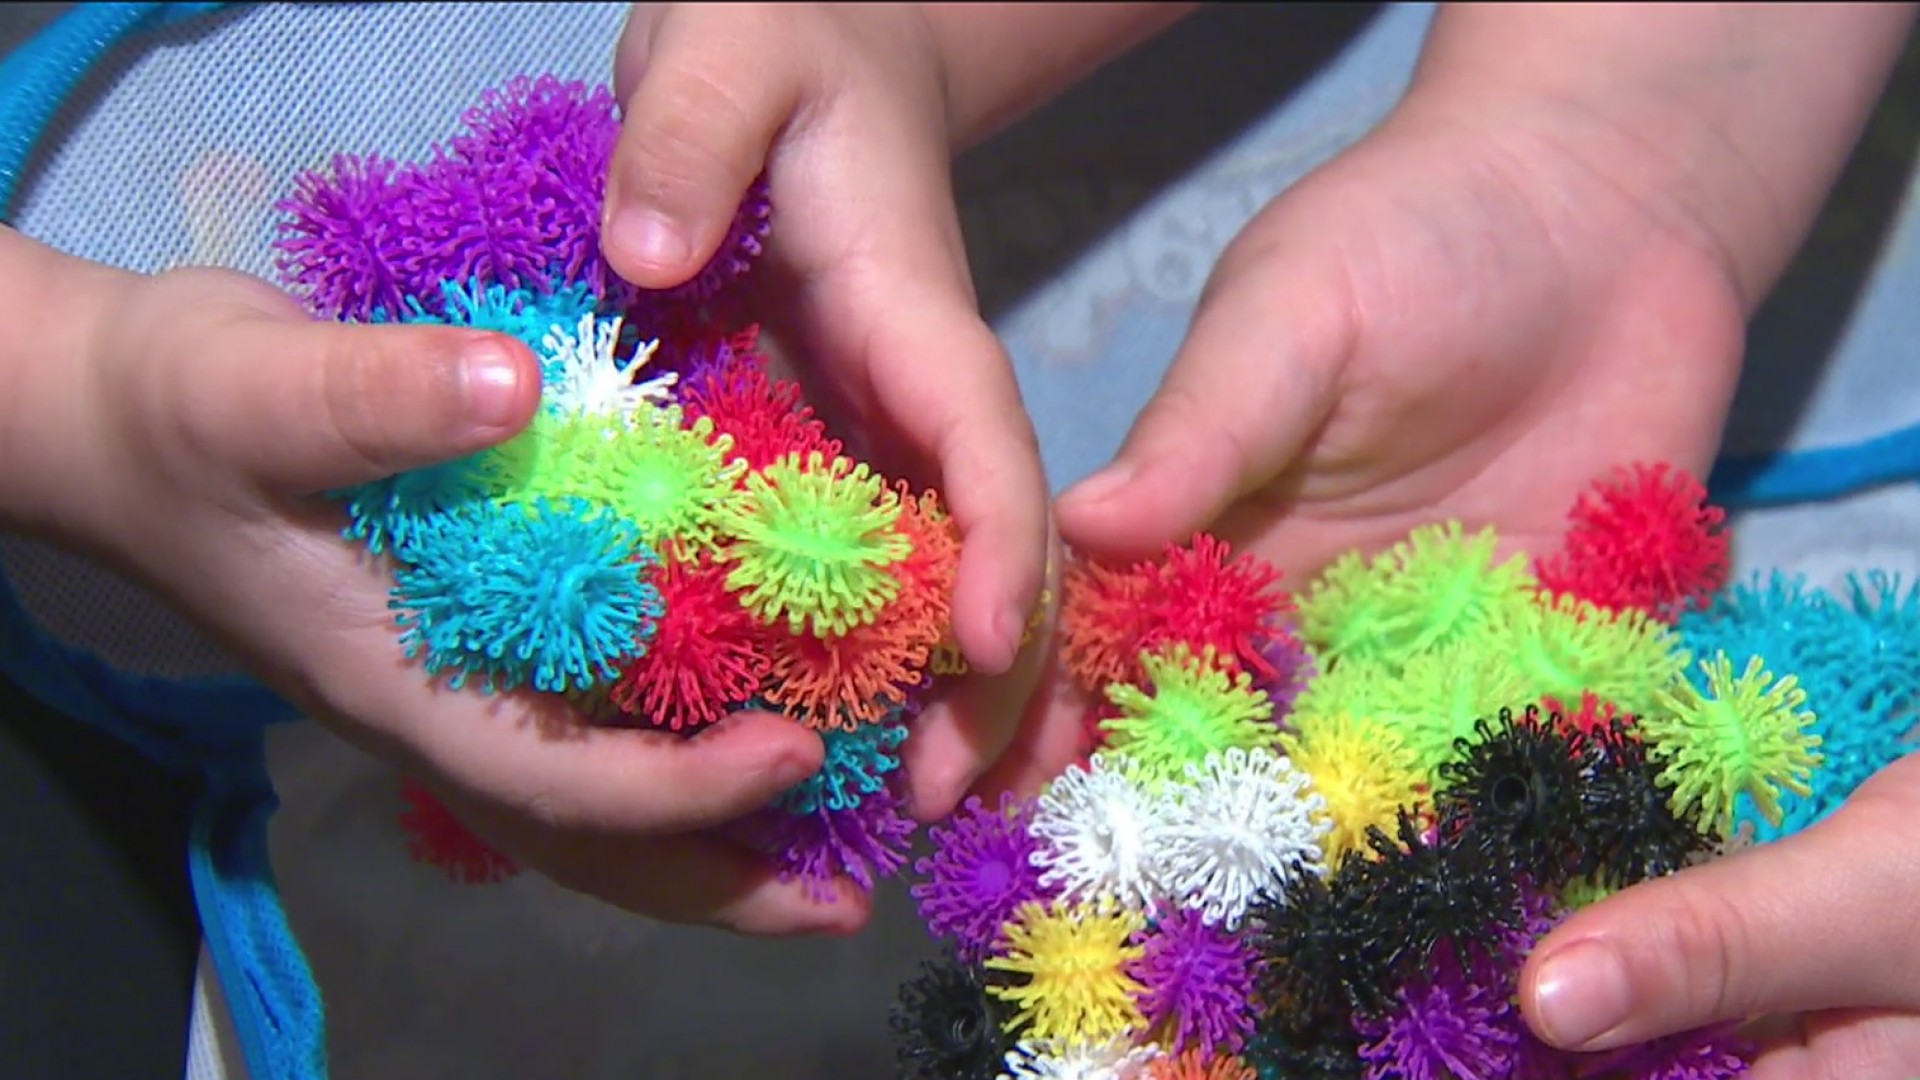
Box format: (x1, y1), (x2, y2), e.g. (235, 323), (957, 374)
(714, 451), (911, 636)
(1644, 653), (1823, 829)
(1298, 522), (1537, 669)
(571, 406), (746, 548)
(1100, 644), (1280, 788)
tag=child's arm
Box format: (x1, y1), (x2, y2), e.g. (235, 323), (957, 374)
(0, 229), (849, 934)
(919, 2), (1202, 149)
(1413, 2), (1916, 316)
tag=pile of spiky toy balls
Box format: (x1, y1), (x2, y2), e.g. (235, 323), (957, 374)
(892, 462), (1895, 1080)
(273, 74), (1912, 1080)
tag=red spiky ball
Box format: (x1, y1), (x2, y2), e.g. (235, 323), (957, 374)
(1060, 535), (1289, 693)
(1060, 556), (1155, 693)
(397, 776), (519, 885)
(1139, 534), (1291, 680)
(1538, 462), (1729, 621)
(720, 322), (762, 357)
(610, 547), (771, 731)
(890, 483), (961, 632)
(680, 346), (841, 474)
(1545, 691), (1633, 741)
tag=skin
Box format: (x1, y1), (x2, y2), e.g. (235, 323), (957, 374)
(0, 243), (848, 934)
(2, 11), (1918, 1064)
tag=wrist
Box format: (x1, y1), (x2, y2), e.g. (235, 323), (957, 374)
(1404, 3), (1917, 313)
(1388, 76), (1764, 307)
(0, 230), (137, 545)
(918, 2), (1199, 150)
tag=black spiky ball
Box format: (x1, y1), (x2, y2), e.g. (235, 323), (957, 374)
(1360, 809), (1524, 975)
(1574, 718), (1718, 888)
(889, 954), (1012, 1080)
(1246, 1025), (1365, 1080)
(1438, 706), (1589, 888)
(1251, 849), (1401, 1025)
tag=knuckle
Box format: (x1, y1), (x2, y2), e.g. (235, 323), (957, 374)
(1151, 381), (1257, 487)
(115, 324), (231, 483)
(1151, 382), (1211, 433)
(141, 352), (220, 476)
(623, 66), (768, 201)
(1656, 876), (1762, 1023)
(318, 342), (393, 477)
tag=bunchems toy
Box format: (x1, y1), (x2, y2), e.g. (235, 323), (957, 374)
(277, 75), (1912, 1080)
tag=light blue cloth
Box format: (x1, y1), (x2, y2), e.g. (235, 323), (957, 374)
(0, 3), (1917, 1077)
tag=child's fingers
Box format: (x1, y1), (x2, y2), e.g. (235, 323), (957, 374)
(157, 313), (542, 498)
(1518, 757), (1920, 1053)
(603, 3), (807, 289)
(295, 596), (824, 838)
(1749, 1009), (1920, 1080)
(1053, 224), (1356, 560)
(573, 835), (872, 936)
(386, 700), (825, 841)
(777, 166), (1047, 802)
(914, 311), (1049, 679)
(425, 770), (867, 935)
(491, 822), (867, 936)
(901, 532), (1065, 821)
(839, 272), (1049, 678)
(958, 650), (1093, 811)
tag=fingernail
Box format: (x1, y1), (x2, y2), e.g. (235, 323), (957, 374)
(1062, 462), (1135, 508)
(772, 737), (824, 790)
(1532, 939), (1635, 1048)
(810, 882), (867, 934)
(461, 341), (524, 431)
(610, 208), (690, 271)
(996, 605), (1030, 658)
(779, 757), (821, 791)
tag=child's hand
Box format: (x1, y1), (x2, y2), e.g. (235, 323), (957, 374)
(1058, 1), (1911, 575)
(1516, 755), (1920, 1076)
(600, 3), (1055, 821)
(26, 260), (853, 935)
(1045, 5), (1920, 1072)
(1056, 90), (1745, 575)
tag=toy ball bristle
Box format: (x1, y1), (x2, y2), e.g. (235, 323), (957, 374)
(290, 73), (1894, 1078)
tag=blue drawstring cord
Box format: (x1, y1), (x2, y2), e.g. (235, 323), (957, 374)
(0, 2), (226, 209)
(1709, 420), (1920, 509)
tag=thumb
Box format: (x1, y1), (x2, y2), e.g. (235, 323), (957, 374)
(602, 4), (804, 289)
(188, 315), (541, 496)
(1053, 232), (1354, 559)
(1518, 763), (1920, 1052)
